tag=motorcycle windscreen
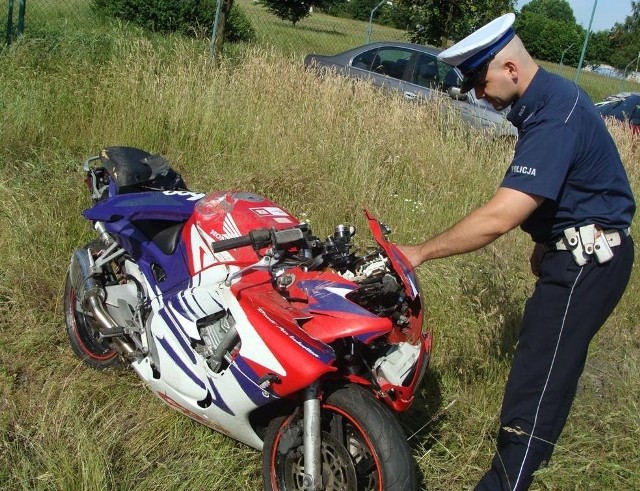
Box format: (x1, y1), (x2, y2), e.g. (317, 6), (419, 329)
(364, 209), (420, 301)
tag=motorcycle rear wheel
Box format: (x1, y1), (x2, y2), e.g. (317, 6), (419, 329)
(263, 384), (416, 491)
(64, 248), (120, 370)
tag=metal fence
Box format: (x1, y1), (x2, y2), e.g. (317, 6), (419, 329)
(3, 0), (637, 97)
(2, 0), (408, 54)
(3, 0), (99, 44)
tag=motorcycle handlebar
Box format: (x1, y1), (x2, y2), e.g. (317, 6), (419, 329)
(210, 229), (270, 253)
(210, 227), (305, 254)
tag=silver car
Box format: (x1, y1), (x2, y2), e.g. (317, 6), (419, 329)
(304, 41), (517, 137)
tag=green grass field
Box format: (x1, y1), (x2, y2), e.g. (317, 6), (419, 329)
(235, 0), (408, 54)
(0, 7), (639, 491)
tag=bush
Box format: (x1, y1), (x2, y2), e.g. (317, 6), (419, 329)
(92, 0), (255, 42)
(224, 4), (257, 43)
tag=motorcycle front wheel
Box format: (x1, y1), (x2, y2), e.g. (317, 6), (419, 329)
(262, 384), (416, 491)
(64, 243), (120, 370)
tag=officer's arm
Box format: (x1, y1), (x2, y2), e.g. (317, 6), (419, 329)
(397, 187), (544, 267)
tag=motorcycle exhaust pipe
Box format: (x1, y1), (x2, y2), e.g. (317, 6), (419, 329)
(84, 293), (124, 338)
(70, 248), (133, 356)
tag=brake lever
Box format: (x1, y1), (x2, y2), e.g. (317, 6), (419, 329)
(224, 249), (280, 287)
(301, 255), (325, 271)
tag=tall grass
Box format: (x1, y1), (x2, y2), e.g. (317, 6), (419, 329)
(0, 24), (638, 491)
(541, 61), (640, 103)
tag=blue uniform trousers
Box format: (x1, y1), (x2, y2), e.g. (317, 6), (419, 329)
(475, 234), (634, 491)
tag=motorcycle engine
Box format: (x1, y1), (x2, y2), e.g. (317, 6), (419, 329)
(317, 224), (409, 327)
(195, 310), (240, 373)
(341, 253), (409, 327)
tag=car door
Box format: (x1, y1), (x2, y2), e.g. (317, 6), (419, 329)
(463, 91), (515, 135)
(399, 51), (449, 102)
(402, 56), (515, 136)
(401, 54), (480, 119)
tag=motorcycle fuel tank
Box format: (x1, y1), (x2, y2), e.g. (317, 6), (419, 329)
(190, 192), (300, 264)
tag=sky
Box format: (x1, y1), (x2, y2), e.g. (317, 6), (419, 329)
(515, 0), (633, 32)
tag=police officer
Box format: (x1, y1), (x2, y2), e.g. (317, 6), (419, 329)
(397, 13), (635, 490)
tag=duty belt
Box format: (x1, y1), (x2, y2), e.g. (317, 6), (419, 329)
(544, 225), (630, 265)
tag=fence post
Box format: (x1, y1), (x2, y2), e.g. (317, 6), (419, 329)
(209, 0), (234, 60)
(17, 0), (26, 36)
(367, 0), (387, 44)
(209, 0), (224, 58)
(619, 53), (640, 92)
(6, 0), (15, 45)
(575, 0), (598, 83)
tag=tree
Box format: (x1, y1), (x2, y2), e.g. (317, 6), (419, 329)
(259, 0), (338, 26)
(519, 0), (575, 24)
(609, 1), (640, 69)
(326, 0), (410, 29)
(344, 0), (380, 22)
(586, 30), (614, 66)
(378, 2), (413, 30)
(514, 9), (583, 65)
(259, 0), (311, 25)
(399, 0), (515, 48)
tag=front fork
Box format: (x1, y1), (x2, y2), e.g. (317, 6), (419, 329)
(303, 381), (322, 491)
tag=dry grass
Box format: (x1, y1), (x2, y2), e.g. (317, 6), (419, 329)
(0, 24), (638, 490)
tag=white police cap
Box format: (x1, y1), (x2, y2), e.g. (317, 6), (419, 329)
(438, 13), (516, 92)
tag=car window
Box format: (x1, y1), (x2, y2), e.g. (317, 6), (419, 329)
(351, 47), (412, 80)
(410, 53), (439, 88)
(409, 54), (461, 92)
(439, 63), (461, 91)
(352, 48), (380, 71)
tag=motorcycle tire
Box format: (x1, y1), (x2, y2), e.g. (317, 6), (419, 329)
(64, 244), (121, 370)
(262, 384), (417, 491)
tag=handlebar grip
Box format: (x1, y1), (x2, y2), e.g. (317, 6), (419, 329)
(210, 235), (252, 253)
(210, 228), (271, 253)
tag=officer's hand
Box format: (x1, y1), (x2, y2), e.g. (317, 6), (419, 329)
(396, 244), (424, 268)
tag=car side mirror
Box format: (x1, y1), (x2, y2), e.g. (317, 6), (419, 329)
(448, 87), (468, 101)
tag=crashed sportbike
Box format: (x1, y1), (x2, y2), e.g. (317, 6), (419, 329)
(65, 147), (432, 490)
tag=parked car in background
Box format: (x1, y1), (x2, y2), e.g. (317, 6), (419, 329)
(596, 92), (640, 135)
(304, 42), (517, 137)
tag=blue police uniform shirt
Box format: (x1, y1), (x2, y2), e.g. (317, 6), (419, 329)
(501, 67), (635, 243)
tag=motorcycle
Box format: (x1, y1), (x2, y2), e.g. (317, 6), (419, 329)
(64, 146), (432, 490)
